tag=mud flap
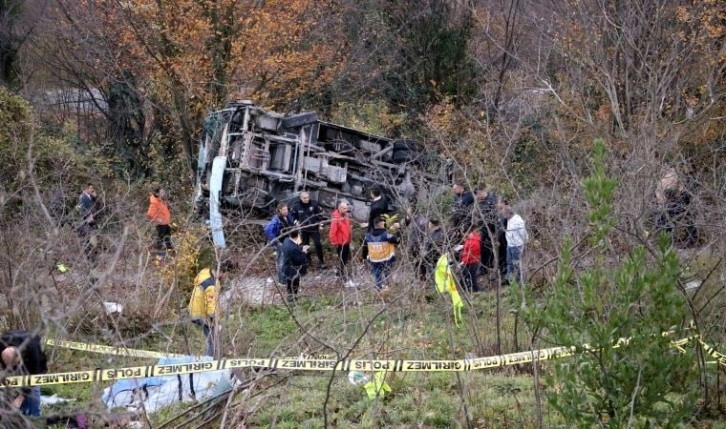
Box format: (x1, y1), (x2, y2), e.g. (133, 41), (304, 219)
(210, 156), (227, 248)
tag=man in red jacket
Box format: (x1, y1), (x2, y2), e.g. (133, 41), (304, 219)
(329, 200), (356, 287)
(460, 229), (481, 292)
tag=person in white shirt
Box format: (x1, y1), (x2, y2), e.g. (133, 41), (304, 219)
(501, 205), (529, 284)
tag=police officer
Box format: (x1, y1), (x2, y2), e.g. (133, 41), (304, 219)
(290, 191), (326, 269)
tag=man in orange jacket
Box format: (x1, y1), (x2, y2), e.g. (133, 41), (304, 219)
(329, 200), (355, 287)
(147, 187), (172, 252)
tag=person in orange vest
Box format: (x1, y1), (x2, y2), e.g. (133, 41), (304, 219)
(146, 187), (172, 252)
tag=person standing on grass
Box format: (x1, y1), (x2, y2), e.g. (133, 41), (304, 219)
(189, 265), (229, 356)
(459, 229), (482, 293)
(422, 219), (445, 282)
(146, 187), (172, 253)
(364, 187), (389, 231)
(474, 182), (498, 277)
(291, 191), (327, 269)
(450, 180), (475, 230)
(362, 216), (400, 292)
(76, 183), (98, 261)
(405, 207), (429, 281)
(496, 196), (510, 280)
(330, 200), (356, 287)
(279, 229), (310, 303)
(1, 330), (49, 417)
(265, 202), (295, 281)
(501, 205), (529, 285)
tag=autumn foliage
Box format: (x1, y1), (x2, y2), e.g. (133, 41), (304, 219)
(50, 0), (346, 171)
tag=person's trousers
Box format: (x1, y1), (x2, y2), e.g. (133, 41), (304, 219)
(506, 246), (523, 284)
(334, 244), (351, 280)
(462, 263), (480, 292)
(301, 230), (324, 265)
(193, 320), (214, 356)
(156, 224), (173, 251)
(370, 259), (393, 290)
(20, 385), (41, 416)
(497, 230), (507, 276)
(78, 224), (98, 263)
(410, 248), (427, 281)
(286, 277), (301, 300)
(480, 224), (496, 274)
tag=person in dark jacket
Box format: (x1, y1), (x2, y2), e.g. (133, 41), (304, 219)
(423, 219), (446, 280)
(264, 202), (295, 281)
(77, 183), (97, 230)
(363, 217), (400, 291)
(76, 183), (98, 262)
(496, 196), (510, 279)
(365, 187), (389, 231)
(451, 181), (475, 227)
(49, 188), (69, 227)
(279, 230), (309, 303)
(1, 330), (48, 417)
(658, 188), (698, 248)
(291, 191), (327, 269)
(474, 182), (498, 276)
(405, 207), (429, 281)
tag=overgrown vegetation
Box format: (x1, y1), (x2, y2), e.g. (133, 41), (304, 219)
(516, 140), (699, 427)
(1, 0), (725, 427)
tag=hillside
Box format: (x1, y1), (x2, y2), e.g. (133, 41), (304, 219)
(1, 0), (725, 427)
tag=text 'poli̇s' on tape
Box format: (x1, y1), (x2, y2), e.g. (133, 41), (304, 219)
(5, 336), (719, 387)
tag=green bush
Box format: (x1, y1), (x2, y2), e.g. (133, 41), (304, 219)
(515, 140), (698, 427)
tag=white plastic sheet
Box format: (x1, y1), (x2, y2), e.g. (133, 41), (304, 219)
(101, 356), (233, 413)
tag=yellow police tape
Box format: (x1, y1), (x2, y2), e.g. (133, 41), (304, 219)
(45, 339), (184, 359)
(4, 336), (718, 387)
(698, 338), (726, 367)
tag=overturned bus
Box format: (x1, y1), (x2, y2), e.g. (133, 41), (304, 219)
(193, 101), (449, 247)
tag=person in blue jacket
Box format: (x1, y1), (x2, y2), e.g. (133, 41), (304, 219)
(263, 202), (295, 247)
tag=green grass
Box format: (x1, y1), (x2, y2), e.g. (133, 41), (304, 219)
(244, 370), (540, 428)
(43, 283), (726, 427)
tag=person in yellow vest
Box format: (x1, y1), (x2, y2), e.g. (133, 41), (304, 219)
(362, 216), (400, 292)
(189, 263), (232, 356)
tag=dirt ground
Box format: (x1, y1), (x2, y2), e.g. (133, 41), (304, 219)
(221, 260), (382, 307)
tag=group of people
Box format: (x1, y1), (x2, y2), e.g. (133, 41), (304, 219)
(66, 183), (173, 265)
(410, 181), (529, 294)
(263, 191), (358, 302)
(259, 183), (530, 303)
(261, 188), (409, 301)
(66, 182), (530, 362)
(1, 331), (48, 418)
(451, 182), (529, 292)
